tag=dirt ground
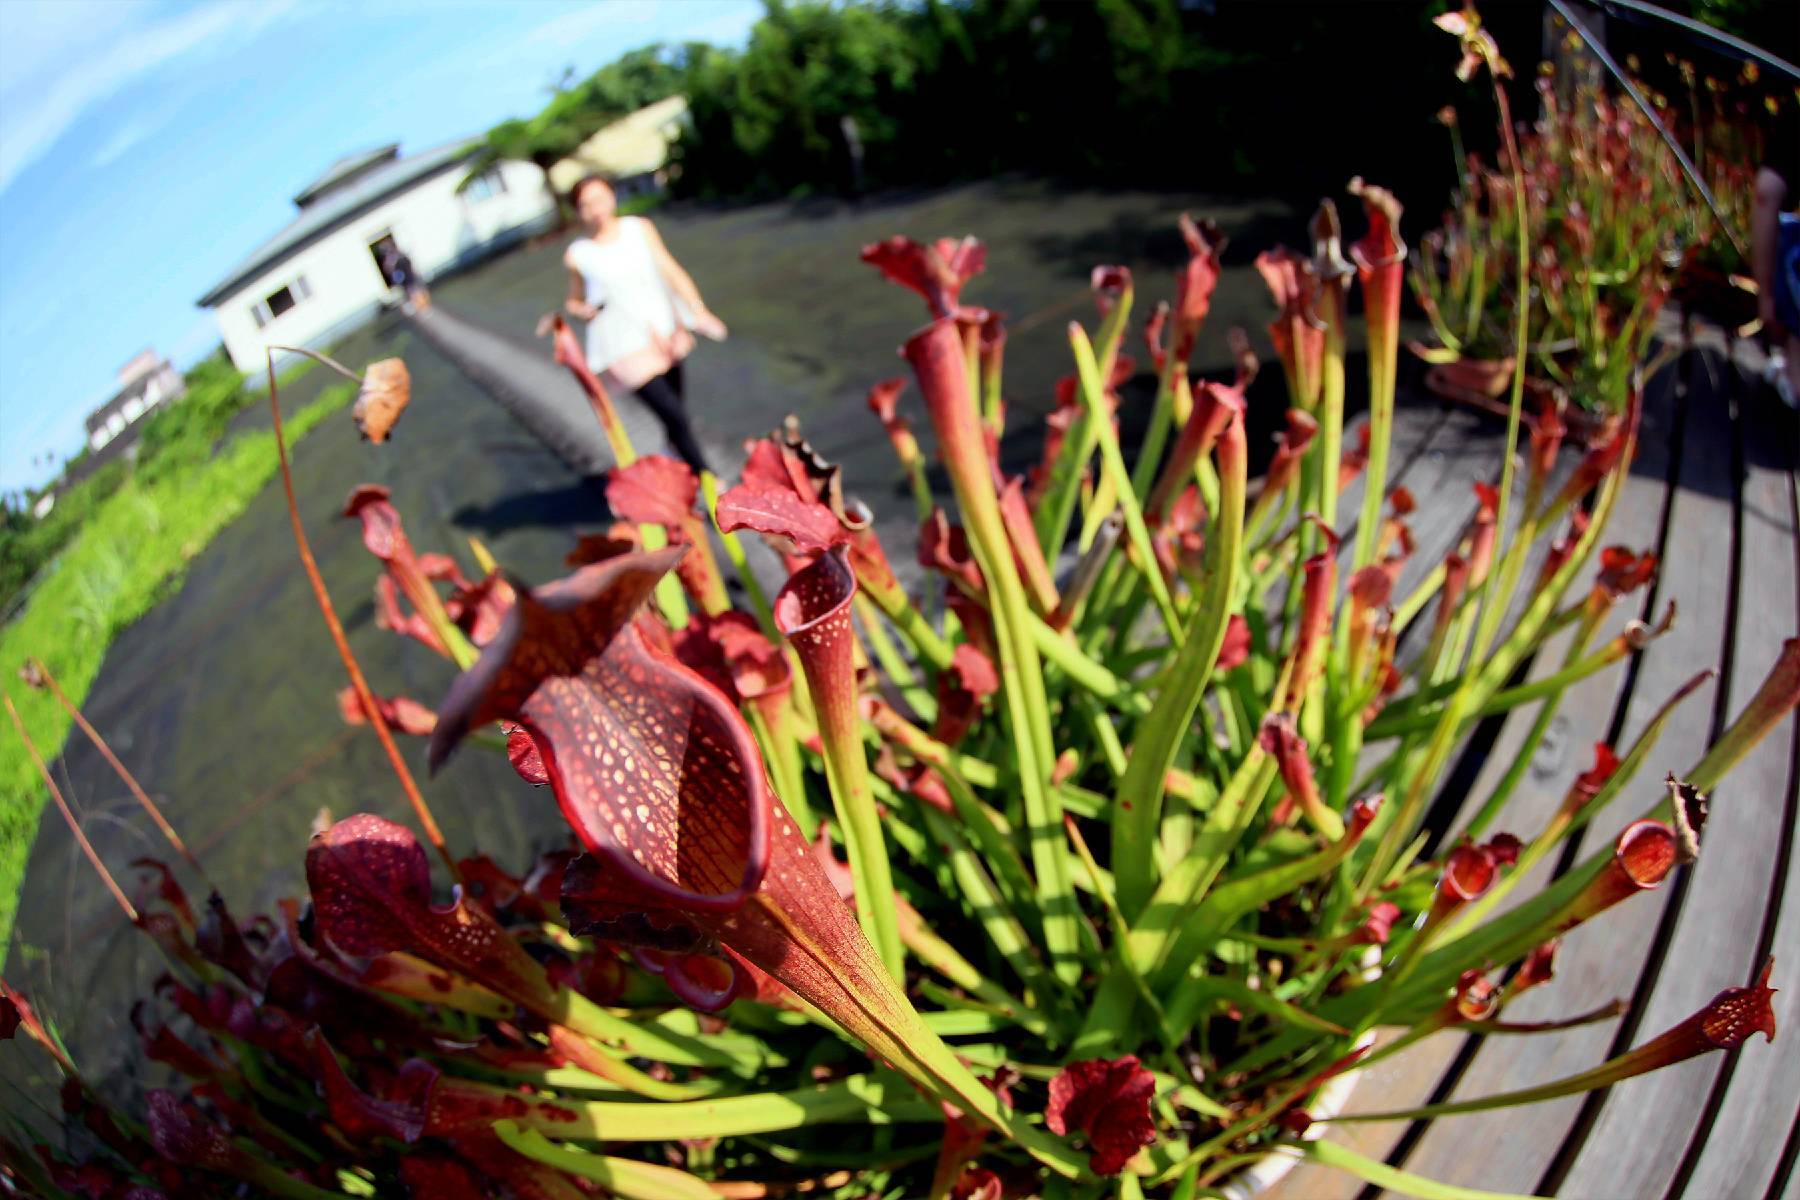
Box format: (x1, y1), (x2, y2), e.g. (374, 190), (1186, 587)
(4, 317), (599, 1114)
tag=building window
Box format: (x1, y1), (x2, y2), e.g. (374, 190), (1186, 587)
(123, 397), (144, 422)
(251, 275), (311, 328)
(107, 413), (125, 437)
(463, 166), (508, 203)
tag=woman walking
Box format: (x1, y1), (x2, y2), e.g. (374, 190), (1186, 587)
(564, 175), (727, 472)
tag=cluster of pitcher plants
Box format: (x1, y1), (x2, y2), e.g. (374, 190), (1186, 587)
(1409, 10), (1784, 425)
(4, 14), (1795, 1198)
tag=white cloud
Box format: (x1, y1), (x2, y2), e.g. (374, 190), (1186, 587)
(89, 110), (164, 169)
(507, 0), (759, 62)
(521, 0), (659, 46)
(0, 0), (299, 193)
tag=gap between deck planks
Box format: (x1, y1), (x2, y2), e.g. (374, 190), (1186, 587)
(1382, 344), (1707, 1194)
(1549, 346), (1791, 1200)
(1670, 346), (1800, 1200)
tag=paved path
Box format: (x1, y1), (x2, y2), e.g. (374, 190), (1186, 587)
(410, 304), (743, 479)
(410, 297), (937, 599)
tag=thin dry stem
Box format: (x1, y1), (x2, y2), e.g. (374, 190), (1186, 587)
(5, 696), (137, 922)
(30, 657), (207, 884)
(268, 344), (362, 385)
(264, 352), (461, 884)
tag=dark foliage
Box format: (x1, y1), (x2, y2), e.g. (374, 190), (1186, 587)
(667, 0), (1541, 209)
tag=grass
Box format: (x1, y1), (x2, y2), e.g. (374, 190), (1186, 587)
(0, 378), (357, 959)
(1, 463), (132, 617)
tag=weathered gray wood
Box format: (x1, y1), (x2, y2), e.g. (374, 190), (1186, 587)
(1392, 356), (1724, 1195)
(1378, 407), (1494, 607)
(1555, 350), (1768, 1199)
(1663, 373), (1800, 1200)
(1300, 527), (1592, 1199)
(1261, 403), (1449, 659)
(1269, 405), (1581, 1200)
(1330, 402), (1452, 549)
(1241, 348), (1791, 1199)
(1272, 404), (1603, 1198)
(1395, 419), (1582, 677)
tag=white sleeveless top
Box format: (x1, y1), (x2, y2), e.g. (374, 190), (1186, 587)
(566, 217), (694, 390)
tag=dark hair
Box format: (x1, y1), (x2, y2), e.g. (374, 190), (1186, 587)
(568, 174), (615, 207)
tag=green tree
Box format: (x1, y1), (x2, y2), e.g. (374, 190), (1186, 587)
(467, 45), (686, 216)
(677, 1), (919, 197)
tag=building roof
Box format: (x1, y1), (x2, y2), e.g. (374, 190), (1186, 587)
(294, 143), (400, 207)
(548, 95), (688, 194)
(81, 359), (176, 438)
(84, 357), (176, 434)
(196, 138), (481, 307)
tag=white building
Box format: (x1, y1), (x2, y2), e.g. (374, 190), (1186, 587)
(84, 349), (184, 456)
(197, 140), (556, 371)
(54, 349), (187, 493)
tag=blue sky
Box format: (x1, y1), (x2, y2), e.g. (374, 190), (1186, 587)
(0, 0), (761, 496)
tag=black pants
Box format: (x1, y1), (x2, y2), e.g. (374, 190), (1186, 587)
(634, 363), (709, 474)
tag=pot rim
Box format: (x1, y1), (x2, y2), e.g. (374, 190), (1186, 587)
(1217, 947), (1382, 1200)
(1213, 1029), (1377, 1200)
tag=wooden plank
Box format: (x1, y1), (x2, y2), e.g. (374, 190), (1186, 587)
(1264, 1031), (1472, 1200)
(1393, 354), (1725, 1195)
(1261, 402), (1444, 634)
(1387, 360), (1683, 1183)
(1394, 423), (1582, 678)
(1325, 605), (1592, 1196)
(1331, 401), (1452, 548)
(1665, 371), (1800, 1199)
(1378, 407), (1492, 606)
(1554, 350), (1775, 1197)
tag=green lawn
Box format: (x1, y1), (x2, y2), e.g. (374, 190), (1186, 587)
(0, 379), (355, 958)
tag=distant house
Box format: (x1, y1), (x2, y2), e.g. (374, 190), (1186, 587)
(550, 95), (689, 202)
(65, 349), (186, 487)
(196, 140), (556, 372)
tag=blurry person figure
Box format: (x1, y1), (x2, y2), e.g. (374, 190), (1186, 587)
(563, 174), (726, 472)
(841, 114), (865, 197)
(1752, 166), (1798, 404)
(381, 243), (430, 313)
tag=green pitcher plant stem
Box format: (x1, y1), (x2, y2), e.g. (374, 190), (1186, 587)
(1112, 393), (1247, 921)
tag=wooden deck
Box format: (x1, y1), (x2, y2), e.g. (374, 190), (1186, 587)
(1271, 333), (1800, 1200)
